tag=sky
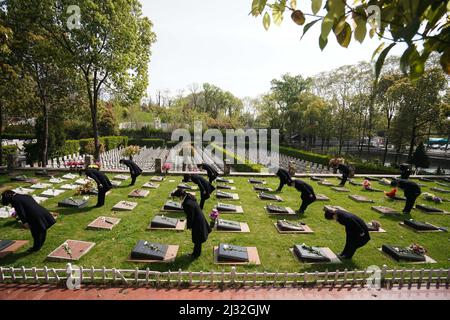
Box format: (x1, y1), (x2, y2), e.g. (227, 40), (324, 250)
(141, 0), (406, 100)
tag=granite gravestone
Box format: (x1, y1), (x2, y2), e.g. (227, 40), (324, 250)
(131, 241), (168, 261)
(277, 220), (305, 232)
(216, 203), (237, 212)
(382, 244), (426, 262)
(403, 219), (439, 231)
(217, 177), (233, 183)
(216, 219), (242, 231)
(217, 244), (249, 262)
(293, 244), (330, 263)
(259, 192), (282, 201)
(58, 198), (89, 208)
(415, 204), (447, 213)
(151, 215), (179, 228)
(248, 179), (265, 184)
(266, 205), (289, 214)
(163, 201), (183, 211)
(253, 185), (272, 192)
(0, 240), (14, 252)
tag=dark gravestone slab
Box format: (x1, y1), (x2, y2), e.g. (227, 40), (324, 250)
(131, 241), (169, 261)
(259, 192), (281, 201)
(419, 177), (433, 182)
(404, 219), (439, 231)
(177, 184), (195, 190)
(163, 201), (183, 211)
(248, 179), (265, 184)
(310, 176), (324, 181)
(364, 176), (379, 181)
(293, 244), (330, 263)
(319, 181), (334, 186)
(349, 180), (362, 186)
(151, 215), (179, 228)
(366, 223), (380, 232)
(58, 198), (89, 209)
(253, 185), (272, 192)
(382, 245), (426, 262)
(431, 187), (450, 193)
(11, 175), (37, 183)
(415, 204), (445, 213)
(217, 177), (233, 183)
(217, 184), (233, 190)
(217, 219), (241, 231)
(217, 203), (237, 212)
(277, 220), (305, 232)
(436, 182), (450, 187)
(217, 191), (234, 199)
(218, 243), (249, 262)
(0, 240), (14, 252)
(266, 205), (289, 214)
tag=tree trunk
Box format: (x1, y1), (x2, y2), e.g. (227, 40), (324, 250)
(382, 119), (391, 166)
(42, 104), (49, 167)
(408, 125), (416, 162)
(91, 97), (100, 160)
(0, 102), (3, 167)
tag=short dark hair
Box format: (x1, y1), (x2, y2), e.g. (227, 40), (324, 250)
(182, 174), (191, 183)
(390, 180), (399, 187)
(119, 159), (125, 164)
(324, 209), (335, 220)
(171, 188), (186, 198)
(1, 190), (15, 206)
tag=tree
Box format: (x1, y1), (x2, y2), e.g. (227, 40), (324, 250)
(98, 103), (119, 136)
(411, 142), (430, 168)
(251, 0), (450, 78)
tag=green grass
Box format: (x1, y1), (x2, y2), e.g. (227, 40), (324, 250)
(1, 173), (450, 273)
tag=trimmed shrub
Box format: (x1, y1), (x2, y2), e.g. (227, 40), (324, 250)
(1, 145), (18, 165)
(60, 140), (80, 156)
(129, 138), (165, 148)
(212, 144), (264, 173)
(103, 136), (128, 150)
(1, 133), (35, 140)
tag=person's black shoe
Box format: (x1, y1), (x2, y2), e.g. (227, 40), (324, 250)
(295, 210), (305, 215)
(188, 253), (200, 260)
(27, 247), (39, 253)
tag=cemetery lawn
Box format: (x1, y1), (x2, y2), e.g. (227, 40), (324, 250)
(1, 173), (450, 273)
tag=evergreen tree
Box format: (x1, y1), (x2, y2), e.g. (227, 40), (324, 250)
(411, 142), (430, 168)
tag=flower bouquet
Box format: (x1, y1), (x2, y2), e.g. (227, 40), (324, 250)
(162, 162), (172, 174)
(209, 209), (219, 228)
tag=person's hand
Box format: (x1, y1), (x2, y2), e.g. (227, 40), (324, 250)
(23, 223), (30, 229)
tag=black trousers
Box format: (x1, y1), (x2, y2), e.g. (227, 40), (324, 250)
(208, 176), (217, 184)
(96, 187), (110, 207)
(404, 193), (420, 213)
(30, 228), (47, 251)
(193, 242), (202, 257)
(339, 173), (348, 186)
(276, 180), (287, 191)
(299, 195), (316, 212)
(199, 195), (210, 210)
(341, 238), (369, 259)
(130, 174), (137, 186)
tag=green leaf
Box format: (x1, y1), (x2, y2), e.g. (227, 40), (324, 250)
(301, 18), (321, 40)
(320, 13), (334, 41)
(263, 12), (271, 30)
(336, 22), (352, 48)
(272, 3), (285, 26)
(251, 0), (268, 16)
(319, 36), (328, 51)
(375, 43), (396, 80)
(399, 45), (416, 74)
(371, 42), (385, 61)
(333, 17), (347, 36)
(354, 18), (367, 43)
(311, 0), (322, 15)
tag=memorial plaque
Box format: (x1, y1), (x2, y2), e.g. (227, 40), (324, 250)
(12, 187), (34, 195)
(217, 184), (235, 190)
(32, 196), (48, 204)
(378, 178), (392, 186)
(30, 183), (52, 190)
(151, 215), (179, 228)
(331, 187), (349, 192)
(177, 183), (196, 190)
(248, 179), (266, 184)
(266, 205), (295, 215)
(216, 203), (237, 212)
(216, 191), (238, 200)
(419, 177), (433, 182)
(112, 201), (138, 211)
(431, 187), (450, 193)
(277, 220), (305, 232)
(58, 197), (89, 208)
(315, 194), (330, 201)
(114, 174), (130, 180)
(41, 189), (65, 198)
(87, 216), (120, 230)
(348, 195), (374, 203)
(60, 184), (78, 190)
(62, 173), (78, 180)
(310, 176), (324, 181)
(364, 176), (379, 181)
(216, 219), (242, 231)
(162, 201), (183, 211)
(217, 243), (249, 262)
(47, 240), (95, 262)
(49, 178), (66, 184)
(371, 206), (401, 215)
(258, 192), (282, 201)
(349, 180), (362, 186)
(293, 244), (331, 263)
(403, 219), (439, 231)
(128, 189), (150, 198)
(75, 178), (92, 185)
(318, 180), (334, 186)
(111, 180), (122, 187)
(253, 185), (273, 192)
(323, 205), (352, 214)
(387, 195), (406, 201)
(11, 176), (37, 184)
(142, 182), (160, 189)
(131, 241), (168, 260)
(415, 204), (447, 214)
(217, 177), (233, 183)
(436, 182), (450, 187)
(150, 176), (165, 182)
(0, 240), (28, 258)
(366, 223), (380, 232)
(0, 240), (14, 252)
(381, 244), (426, 262)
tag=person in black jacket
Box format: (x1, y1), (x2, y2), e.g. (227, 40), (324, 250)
(391, 179), (422, 214)
(83, 168), (113, 207)
(336, 163), (351, 186)
(119, 159), (143, 186)
(288, 179), (316, 214)
(171, 188), (211, 259)
(399, 163), (412, 180)
(276, 167), (292, 192)
(2, 190), (56, 252)
(324, 208), (370, 259)
(183, 174), (216, 209)
(197, 163), (219, 183)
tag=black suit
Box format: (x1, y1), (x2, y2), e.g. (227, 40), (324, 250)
(10, 194), (56, 251)
(182, 195), (212, 257)
(400, 165), (412, 180)
(200, 163), (219, 183)
(121, 159), (143, 185)
(190, 174), (216, 209)
(276, 168), (292, 191)
(86, 169), (113, 207)
(395, 179), (421, 213)
(338, 164), (351, 186)
(336, 210), (370, 259)
(293, 180), (316, 213)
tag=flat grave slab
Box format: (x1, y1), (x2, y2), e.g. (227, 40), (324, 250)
(318, 180), (335, 186)
(216, 177), (234, 184)
(331, 187), (350, 192)
(348, 194), (374, 203)
(215, 203), (244, 214)
(323, 205), (352, 214)
(431, 187), (450, 194)
(399, 220), (444, 233)
(60, 184), (79, 190)
(275, 220), (313, 234)
(371, 206), (401, 216)
(147, 215), (186, 231)
(291, 245), (341, 264)
(419, 177), (434, 182)
(349, 180), (362, 186)
(217, 184), (236, 190)
(114, 174), (130, 181)
(112, 201), (138, 211)
(11, 176), (38, 184)
(111, 181), (122, 187)
(386, 195), (406, 201)
(216, 191), (239, 200)
(265, 205), (296, 215)
(49, 178), (66, 184)
(161, 201), (184, 212)
(310, 176), (324, 181)
(436, 182), (450, 187)
(366, 222), (386, 233)
(47, 240), (95, 262)
(62, 173), (78, 180)
(128, 189), (150, 198)
(150, 176), (165, 182)
(0, 240), (29, 258)
(142, 182), (160, 189)
(177, 183), (198, 190)
(253, 185), (273, 192)
(215, 219), (250, 233)
(378, 178), (392, 186)
(127, 241), (178, 263)
(315, 194), (330, 201)
(364, 176), (379, 181)
(30, 183), (52, 190)
(248, 179), (266, 185)
(41, 189), (65, 198)
(87, 216), (121, 230)
(415, 204), (449, 215)
(379, 246), (436, 264)
(258, 192), (283, 202)
(58, 197), (89, 209)
(12, 187), (34, 195)
(213, 244), (260, 265)
(75, 178), (92, 185)
(362, 187), (384, 192)
(0, 206), (15, 218)
(32, 196), (48, 204)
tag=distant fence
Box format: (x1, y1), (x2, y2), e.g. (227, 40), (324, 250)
(1, 264), (449, 288)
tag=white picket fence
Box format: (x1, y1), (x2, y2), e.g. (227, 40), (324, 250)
(1, 264), (449, 288)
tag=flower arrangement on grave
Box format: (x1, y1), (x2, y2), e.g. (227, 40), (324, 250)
(66, 161), (85, 170)
(222, 244), (246, 253)
(62, 242), (73, 258)
(369, 220), (381, 231)
(408, 243), (427, 255)
(162, 162), (172, 173)
(299, 243), (323, 256)
(75, 181), (95, 195)
(422, 192), (442, 203)
(143, 241), (162, 252)
(122, 145), (140, 159)
(209, 209), (219, 228)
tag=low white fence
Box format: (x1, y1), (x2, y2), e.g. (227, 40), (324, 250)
(1, 264), (449, 288)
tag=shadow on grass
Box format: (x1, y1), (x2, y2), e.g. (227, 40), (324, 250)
(56, 206), (97, 215)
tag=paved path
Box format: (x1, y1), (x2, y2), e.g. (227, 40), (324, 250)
(1, 284), (449, 300)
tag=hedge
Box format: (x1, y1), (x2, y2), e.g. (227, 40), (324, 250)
(279, 146), (398, 174)
(79, 136), (128, 154)
(1, 133), (35, 140)
(212, 143), (264, 173)
(60, 140), (80, 156)
(1, 145), (18, 165)
(128, 138), (165, 148)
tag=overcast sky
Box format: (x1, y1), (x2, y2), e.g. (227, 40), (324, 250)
(141, 0), (406, 100)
